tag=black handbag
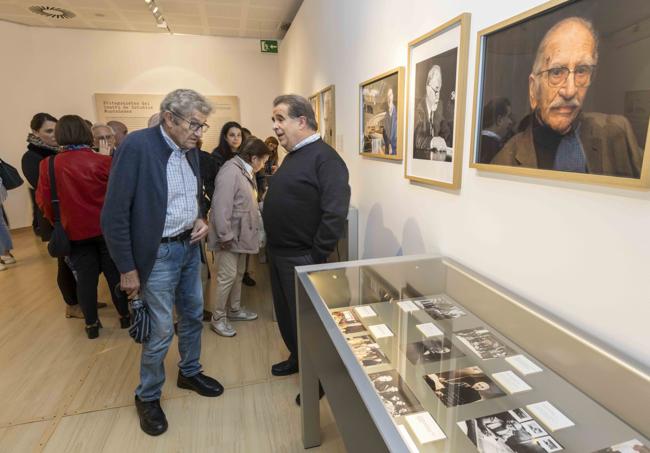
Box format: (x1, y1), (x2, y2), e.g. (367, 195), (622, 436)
(46, 156), (71, 258)
(0, 158), (24, 190)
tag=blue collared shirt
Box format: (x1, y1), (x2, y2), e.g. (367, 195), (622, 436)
(160, 126), (198, 237)
(291, 133), (321, 152)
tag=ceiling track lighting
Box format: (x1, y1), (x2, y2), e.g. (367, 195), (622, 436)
(144, 0), (171, 34)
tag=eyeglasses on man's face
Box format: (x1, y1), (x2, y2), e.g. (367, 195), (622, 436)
(168, 111), (210, 134)
(536, 64), (596, 88)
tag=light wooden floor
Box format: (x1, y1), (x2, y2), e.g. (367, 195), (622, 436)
(0, 229), (345, 453)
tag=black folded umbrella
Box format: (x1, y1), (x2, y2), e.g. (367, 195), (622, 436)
(128, 296), (151, 344)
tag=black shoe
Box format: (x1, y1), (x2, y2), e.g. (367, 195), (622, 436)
(85, 322), (100, 339)
(120, 316), (131, 329)
(271, 359), (299, 377)
(177, 372), (224, 397)
(97, 302), (108, 309)
(296, 383), (325, 406)
(242, 272), (256, 286)
(202, 310), (212, 322)
(135, 396), (168, 436)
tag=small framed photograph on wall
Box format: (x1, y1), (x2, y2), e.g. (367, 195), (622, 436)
(308, 93), (320, 130)
(469, 0), (650, 188)
(359, 67), (405, 160)
(405, 13), (471, 189)
(319, 85), (336, 148)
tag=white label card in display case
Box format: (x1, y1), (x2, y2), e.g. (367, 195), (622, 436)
(354, 306), (377, 318)
(526, 401), (575, 431)
(506, 354), (543, 375)
(416, 323), (443, 337)
(396, 425), (419, 453)
(492, 371), (532, 394)
(397, 300), (420, 312)
(405, 412), (446, 444)
(368, 324), (394, 339)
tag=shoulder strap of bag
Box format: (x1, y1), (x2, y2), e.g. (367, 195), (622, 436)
(48, 156), (61, 223)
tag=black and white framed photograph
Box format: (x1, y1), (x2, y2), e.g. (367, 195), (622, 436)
(368, 370), (423, 418)
(414, 295), (467, 320)
(359, 67), (404, 160)
(458, 408), (564, 453)
(424, 366), (505, 407)
(405, 337), (465, 365)
(470, 0), (650, 188)
(347, 335), (390, 367)
(405, 13), (470, 189)
(308, 93), (320, 130)
(455, 327), (516, 359)
(331, 309), (366, 335)
(319, 85), (336, 148)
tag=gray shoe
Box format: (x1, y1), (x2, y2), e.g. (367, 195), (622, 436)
(210, 316), (236, 337)
(228, 308), (258, 321)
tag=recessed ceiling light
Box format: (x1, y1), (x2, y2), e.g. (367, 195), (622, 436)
(29, 5), (76, 19)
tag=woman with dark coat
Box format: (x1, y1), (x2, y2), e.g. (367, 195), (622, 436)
(211, 121), (243, 174)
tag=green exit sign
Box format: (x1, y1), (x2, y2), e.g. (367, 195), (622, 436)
(260, 40), (278, 53)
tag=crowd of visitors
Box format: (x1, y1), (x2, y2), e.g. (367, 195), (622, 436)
(7, 88), (350, 436)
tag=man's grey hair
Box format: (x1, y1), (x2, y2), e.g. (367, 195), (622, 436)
(160, 89), (213, 119)
(531, 16), (599, 75)
(91, 122), (114, 135)
(273, 94), (318, 131)
(426, 65), (441, 85)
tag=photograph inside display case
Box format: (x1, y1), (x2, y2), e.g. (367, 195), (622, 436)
(592, 439), (649, 453)
(368, 369), (423, 418)
(347, 335), (390, 367)
(331, 309), (365, 335)
(455, 327), (516, 359)
(405, 337), (465, 364)
(414, 295), (467, 320)
(458, 408), (564, 453)
(424, 366), (506, 407)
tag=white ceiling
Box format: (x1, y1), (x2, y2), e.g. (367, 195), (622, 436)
(0, 0), (302, 38)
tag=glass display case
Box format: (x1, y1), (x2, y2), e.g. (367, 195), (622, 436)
(296, 255), (649, 453)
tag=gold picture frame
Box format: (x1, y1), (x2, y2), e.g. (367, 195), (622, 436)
(468, 0), (650, 189)
(310, 85), (337, 149)
(359, 67), (405, 160)
(404, 13), (471, 189)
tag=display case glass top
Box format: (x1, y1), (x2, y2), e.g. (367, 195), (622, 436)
(299, 255), (649, 453)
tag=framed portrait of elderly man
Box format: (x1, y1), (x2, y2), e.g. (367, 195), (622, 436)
(405, 13), (471, 189)
(470, 0), (650, 188)
(359, 67), (405, 160)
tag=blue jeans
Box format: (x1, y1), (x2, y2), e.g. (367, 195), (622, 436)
(0, 207), (12, 255)
(136, 241), (204, 402)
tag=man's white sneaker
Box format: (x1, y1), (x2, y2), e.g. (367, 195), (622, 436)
(228, 308), (258, 321)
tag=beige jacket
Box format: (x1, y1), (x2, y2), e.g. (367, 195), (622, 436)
(207, 156), (261, 254)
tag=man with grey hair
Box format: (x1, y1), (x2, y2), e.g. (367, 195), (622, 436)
(264, 94), (350, 402)
(492, 17), (642, 176)
(102, 88), (223, 436)
(107, 120), (128, 147)
(413, 64), (452, 160)
(91, 123), (116, 155)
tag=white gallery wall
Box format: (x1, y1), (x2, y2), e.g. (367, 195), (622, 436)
(279, 0), (650, 367)
(0, 20), (280, 229)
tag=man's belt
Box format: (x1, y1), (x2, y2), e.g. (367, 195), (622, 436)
(161, 229), (192, 243)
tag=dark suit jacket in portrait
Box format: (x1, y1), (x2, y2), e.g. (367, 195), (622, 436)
(479, 132), (503, 164)
(491, 112), (643, 178)
(413, 99), (452, 160)
(382, 105), (398, 155)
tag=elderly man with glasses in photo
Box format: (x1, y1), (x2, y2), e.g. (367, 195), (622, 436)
(101, 89), (223, 437)
(492, 17), (642, 176)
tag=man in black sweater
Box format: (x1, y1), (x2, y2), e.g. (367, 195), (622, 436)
(263, 94), (350, 380)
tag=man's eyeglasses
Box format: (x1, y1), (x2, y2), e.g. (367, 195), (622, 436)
(536, 64), (596, 88)
(168, 111), (210, 133)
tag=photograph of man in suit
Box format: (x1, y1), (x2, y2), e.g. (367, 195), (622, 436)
(382, 87), (398, 155)
(413, 64), (452, 161)
(491, 17), (643, 177)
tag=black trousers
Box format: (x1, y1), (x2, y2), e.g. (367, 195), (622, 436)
(57, 257), (78, 306)
(267, 251), (314, 362)
(67, 236), (129, 325)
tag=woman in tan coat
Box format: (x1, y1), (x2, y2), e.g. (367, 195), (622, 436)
(207, 137), (271, 337)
